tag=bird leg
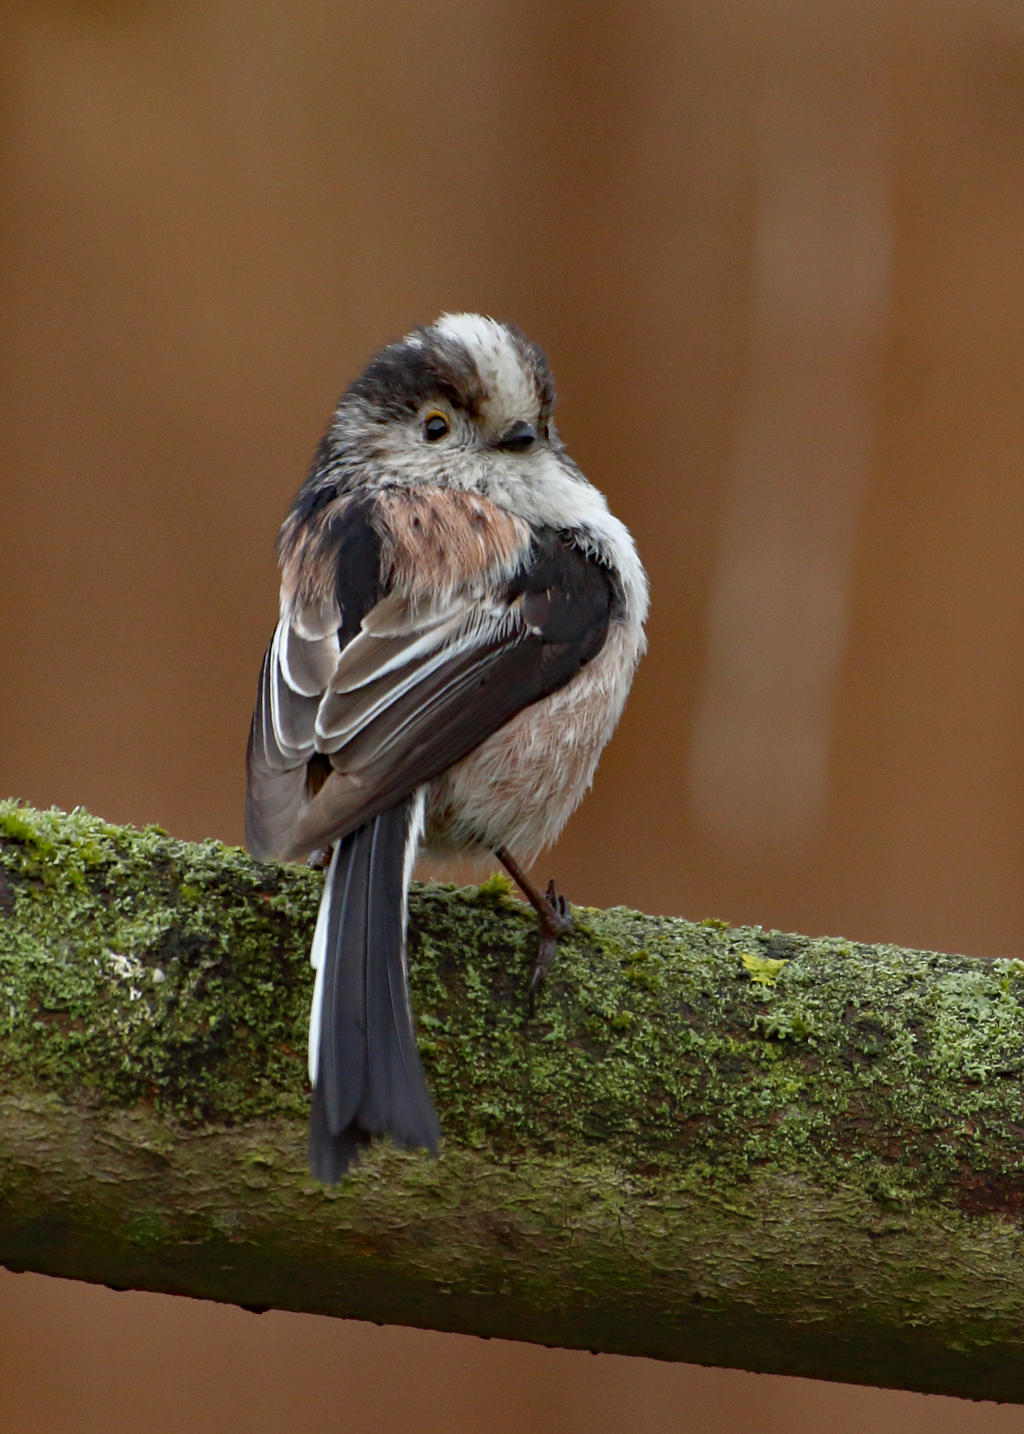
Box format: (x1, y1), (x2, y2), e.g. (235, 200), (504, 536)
(494, 846), (574, 1008)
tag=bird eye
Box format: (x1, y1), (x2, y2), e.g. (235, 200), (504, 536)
(422, 410), (450, 441)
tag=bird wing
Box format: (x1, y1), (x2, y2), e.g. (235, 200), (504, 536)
(245, 487), (613, 862)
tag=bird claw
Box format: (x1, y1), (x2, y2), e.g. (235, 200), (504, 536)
(528, 879), (574, 1012)
(493, 848), (575, 1014)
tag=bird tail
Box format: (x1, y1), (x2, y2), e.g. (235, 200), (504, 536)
(307, 791), (440, 1182)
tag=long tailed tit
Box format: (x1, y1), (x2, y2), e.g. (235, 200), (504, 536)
(246, 314), (648, 1181)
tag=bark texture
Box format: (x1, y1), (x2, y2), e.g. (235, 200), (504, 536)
(3, 800), (1024, 1401)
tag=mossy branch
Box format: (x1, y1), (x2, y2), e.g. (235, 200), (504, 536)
(3, 801), (1024, 1401)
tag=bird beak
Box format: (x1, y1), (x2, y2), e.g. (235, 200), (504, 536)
(493, 420), (537, 453)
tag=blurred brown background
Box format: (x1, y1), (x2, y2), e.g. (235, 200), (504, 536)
(4, 0), (1024, 1429)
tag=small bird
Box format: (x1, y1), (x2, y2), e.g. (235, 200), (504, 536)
(245, 314), (648, 1181)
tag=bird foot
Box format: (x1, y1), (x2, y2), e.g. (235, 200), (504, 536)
(528, 878), (574, 1010)
(493, 847), (574, 1011)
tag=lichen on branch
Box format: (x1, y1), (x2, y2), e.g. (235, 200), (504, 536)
(3, 799), (1024, 1403)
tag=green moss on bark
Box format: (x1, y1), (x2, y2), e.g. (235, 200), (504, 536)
(4, 800), (1024, 1401)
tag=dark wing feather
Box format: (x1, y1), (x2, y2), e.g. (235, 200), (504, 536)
(245, 495), (384, 860)
(293, 529), (613, 854)
(246, 501), (613, 861)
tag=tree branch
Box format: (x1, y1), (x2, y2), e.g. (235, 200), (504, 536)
(3, 800), (1024, 1401)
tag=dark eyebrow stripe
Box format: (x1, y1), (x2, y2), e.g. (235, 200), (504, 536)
(346, 331), (486, 420)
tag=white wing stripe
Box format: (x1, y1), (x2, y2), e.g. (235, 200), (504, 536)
(267, 623), (317, 761)
(313, 605), (522, 750)
(279, 623), (341, 697)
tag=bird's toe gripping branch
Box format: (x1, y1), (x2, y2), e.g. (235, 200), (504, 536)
(495, 847), (575, 1009)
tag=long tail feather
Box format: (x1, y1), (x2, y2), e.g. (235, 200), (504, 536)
(307, 792), (439, 1182)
